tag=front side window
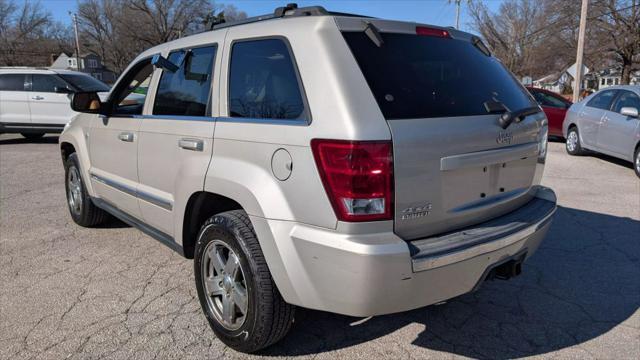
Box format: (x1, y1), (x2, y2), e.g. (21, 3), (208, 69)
(111, 61), (154, 116)
(612, 91), (640, 114)
(586, 90), (617, 110)
(229, 38), (305, 120)
(533, 90), (568, 109)
(153, 46), (216, 117)
(32, 74), (70, 93)
(0, 74), (26, 91)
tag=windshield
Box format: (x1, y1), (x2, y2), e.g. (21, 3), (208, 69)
(59, 74), (110, 92)
(342, 32), (536, 120)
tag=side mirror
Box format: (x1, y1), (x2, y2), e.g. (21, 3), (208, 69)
(620, 107), (639, 118)
(54, 86), (73, 94)
(71, 92), (102, 113)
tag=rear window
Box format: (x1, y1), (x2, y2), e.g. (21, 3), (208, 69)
(342, 32), (536, 120)
(58, 74), (110, 92)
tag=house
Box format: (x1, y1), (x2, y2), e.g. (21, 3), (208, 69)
(50, 52), (117, 84)
(595, 68), (640, 89)
(533, 63), (590, 94)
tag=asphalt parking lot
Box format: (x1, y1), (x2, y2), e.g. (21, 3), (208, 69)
(1, 134), (639, 359)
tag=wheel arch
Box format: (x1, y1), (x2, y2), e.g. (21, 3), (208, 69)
(181, 191), (243, 259)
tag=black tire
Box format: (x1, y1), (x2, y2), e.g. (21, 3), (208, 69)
(64, 153), (109, 227)
(21, 132), (44, 140)
(565, 126), (585, 155)
(634, 146), (640, 178)
(194, 210), (295, 353)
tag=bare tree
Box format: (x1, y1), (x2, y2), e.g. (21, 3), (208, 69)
(0, 0), (72, 66)
(592, 0), (640, 84)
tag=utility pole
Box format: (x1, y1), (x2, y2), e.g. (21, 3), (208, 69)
(573, 0), (588, 102)
(452, 0), (461, 29)
(70, 12), (82, 71)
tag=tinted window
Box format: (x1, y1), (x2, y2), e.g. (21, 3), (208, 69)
(586, 90), (617, 110)
(112, 62), (154, 116)
(32, 74), (69, 92)
(229, 39), (305, 120)
(612, 91), (640, 113)
(0, 74), (26, 91)
(530, 89), (568, 109)
(342, 32), (536, 119)
(59, 74), (110, 92)
(153, 46), (216, 117)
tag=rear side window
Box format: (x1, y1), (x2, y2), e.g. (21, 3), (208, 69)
(612, 91), (640, 113)
(153, 45), (216, 117)
(531, 89), (568, 109)
(586, 90), (617, 110)
(32, 74), (69, 93)
(228, 38), (306, 120)
(59, 74), (109, 92)
(0, 74), (26, 91)
(342, 32), (536, 120)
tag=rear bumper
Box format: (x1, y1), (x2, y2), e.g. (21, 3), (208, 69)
(253, 186), (556, 317)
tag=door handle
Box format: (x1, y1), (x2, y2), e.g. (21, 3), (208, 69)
(178, 138), (204, 151)
(32, 96), (44, 100)
(118, 132), (134, 142)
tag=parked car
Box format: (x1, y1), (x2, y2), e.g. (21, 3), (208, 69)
(59, 4), (557, 352)
(563, 85), (640, 177)
(0, 68), (110, 139)
(527, 87), (572, 138)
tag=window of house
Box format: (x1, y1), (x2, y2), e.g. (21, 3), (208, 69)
(614, 78), (620, 85)
(153, 46), (216, 117)
(229, 38), (306, 120)
(67, 58), (77, 68)
(601, 78), (605, 86)
(32, 74), (70, 93)
(0, 74), (26, 91)
(87, 59), (98, 68)
(586, 90), (618, 110)
(92, 73), (102, 80)
(110, 61), (154, 116)
(606, 78), (613, 85)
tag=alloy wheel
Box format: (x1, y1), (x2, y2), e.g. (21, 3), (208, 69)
(67, 166), (83, 215)
(201, 240), (249, 330)
(567, 131), (578, 152)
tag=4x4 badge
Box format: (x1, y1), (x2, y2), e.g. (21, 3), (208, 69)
(401, 203), (432, 220)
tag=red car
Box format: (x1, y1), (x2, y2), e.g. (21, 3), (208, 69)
(527, 87), (572, 138)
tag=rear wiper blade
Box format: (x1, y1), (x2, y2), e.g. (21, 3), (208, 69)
(363, 21), (384, 47)
(497, 106), (541, 129)
(483, 101), (541, 129)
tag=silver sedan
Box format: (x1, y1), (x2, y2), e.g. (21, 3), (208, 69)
(563, 85), (640, 177)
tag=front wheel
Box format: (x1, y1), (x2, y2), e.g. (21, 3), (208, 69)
(64, 153), (109, 227)
(194, 210), (295, 353)
(565, 127), (585, 155)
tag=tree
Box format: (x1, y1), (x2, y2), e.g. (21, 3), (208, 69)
(592, 0), (640, 84)
(0, 0), (72, 66)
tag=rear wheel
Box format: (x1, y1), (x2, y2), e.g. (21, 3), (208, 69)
(21, 132), (44, 140)
(194, 210), (295, 353)
(565, 126), (584, 155)
(634, 146), (640, 178)
(64, 153), (109, 227)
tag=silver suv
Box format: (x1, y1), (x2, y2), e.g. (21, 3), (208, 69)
(59, 4), (557, 353)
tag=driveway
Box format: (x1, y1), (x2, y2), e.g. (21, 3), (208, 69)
(1, 135), (638, 359)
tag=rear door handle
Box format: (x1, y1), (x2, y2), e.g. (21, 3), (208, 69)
(32, 96), (44, 100)
(118, 132), (134, 142)
(178, 138), (203, 151)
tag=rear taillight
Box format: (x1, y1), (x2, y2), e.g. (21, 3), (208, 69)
(416, 26), (451, 38)
(311, 139), (393, 222)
